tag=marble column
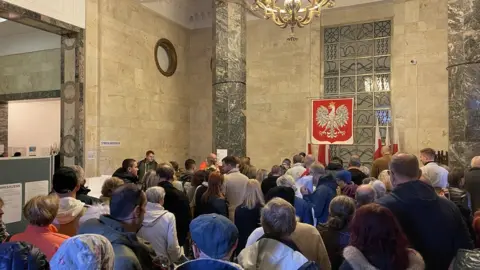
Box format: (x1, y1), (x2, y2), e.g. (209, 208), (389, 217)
(212, 0), (247, 157)
(448, 0), (480, 168)
(0, 103), (7, 155)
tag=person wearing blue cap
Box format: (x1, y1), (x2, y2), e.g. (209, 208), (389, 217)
(176, 214), (242, 270)
(336, 170), (357, 199)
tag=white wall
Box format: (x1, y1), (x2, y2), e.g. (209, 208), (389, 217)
(0, 31), (60, 56)
(3, 0), (85, 28)
(8, 99), (61, 155)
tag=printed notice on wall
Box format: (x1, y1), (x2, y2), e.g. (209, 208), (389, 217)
(100, 141), (121, 147)
(216, 149), (228, 164)
(0, 183), (22, 224)
(25, 181), (49, 203)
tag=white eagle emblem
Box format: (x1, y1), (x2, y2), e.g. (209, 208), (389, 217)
(316, 102), (349, 138)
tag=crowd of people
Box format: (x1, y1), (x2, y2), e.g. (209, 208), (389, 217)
(0, 147), (480, 269)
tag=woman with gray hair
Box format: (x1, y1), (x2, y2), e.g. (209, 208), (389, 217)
(238, 198), (312, 269)
(137, 186), (182, 265)
(276, 175), (314, 225)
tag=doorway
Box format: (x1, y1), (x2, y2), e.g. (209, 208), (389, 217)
(0, 1), (85, 167)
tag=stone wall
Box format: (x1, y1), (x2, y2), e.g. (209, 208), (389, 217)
(0, 49), (60, 95)
(85, 0), (190, 176)
(0, 103), (7, 153)
(188, 0), (449, 169)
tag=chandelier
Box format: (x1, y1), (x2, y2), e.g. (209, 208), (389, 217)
(251, 0), (335, 41)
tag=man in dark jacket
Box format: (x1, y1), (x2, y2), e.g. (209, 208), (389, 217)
(377, 153), (473, 270)
(112, 158), (139, 184)
(79, 184), (158, 270)
(347, 156), (367, 186)
(301, 163), (337, 224)
(137, 150), (158, 182)
(465, 156), (480, 212)
(157, 164), (192, 247)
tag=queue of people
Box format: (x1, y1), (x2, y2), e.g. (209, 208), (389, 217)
(0, 148), (479, 269)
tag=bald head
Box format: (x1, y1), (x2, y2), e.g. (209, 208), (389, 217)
(355, 185), (376, 207)
(390, 153), (420, 181)
(472, 156), (480, 168)
(381, 145), (391, 155)
(207, 153), (217, 166)
(304, 155), (315, 167)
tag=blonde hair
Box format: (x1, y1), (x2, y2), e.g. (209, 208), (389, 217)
(23, 195), (59, 226)
(242, 179), (265, 210)
(101, 177), (124, 198)
(378, 170), (393, 192)
(143, 170), (160, 190)
(256, 169), (268, 183)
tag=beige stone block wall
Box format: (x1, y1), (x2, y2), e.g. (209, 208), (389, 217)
(187, 27), (213, 164)
(390, 0), (449, 155)
(0, 49), (60, 94)
(85, 0), (190, 176)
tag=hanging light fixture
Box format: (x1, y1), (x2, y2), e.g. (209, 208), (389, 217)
(251, 0), (335, 41)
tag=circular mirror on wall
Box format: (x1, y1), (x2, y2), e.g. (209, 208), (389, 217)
(154, 38), (177, 77)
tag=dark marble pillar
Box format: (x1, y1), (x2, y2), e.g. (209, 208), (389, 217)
(212, 0), (247, 157)
(448, 0), (480, 169)
(0, 103), (7, 155)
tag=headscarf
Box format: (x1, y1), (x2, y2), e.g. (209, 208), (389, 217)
(0, 242), (49, 269)
(50, 234), (114, 270)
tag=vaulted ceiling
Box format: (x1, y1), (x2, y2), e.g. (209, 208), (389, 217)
(138, 0), (387, 29)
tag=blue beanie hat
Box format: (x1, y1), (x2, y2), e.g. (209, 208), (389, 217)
(336, 170), (352, 184)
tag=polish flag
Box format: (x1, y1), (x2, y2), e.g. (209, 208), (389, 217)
(392, 127), (399, 154)
(374, 118), (382, 160)
(317, 144), (330, 166)
(306, 127), (312, 155)
(385, 125), (390, 148)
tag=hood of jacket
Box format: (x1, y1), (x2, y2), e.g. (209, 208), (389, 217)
(77, 185), (91, 195)
(318, 175), (338, 191)
(238, 238), (308, 270)
(112, 168), (138, 184)
(390, 180), (438, 204)
(343, 246), (425, 270)
(80, 215), (142, 251)
(176, 259), (243, 270)
(180, 171), (193, 182)
(79, 203), (110, 226)
(54, 197), (85, 225)
(341, 184), (358, 198)
(142, 202), (170, 227)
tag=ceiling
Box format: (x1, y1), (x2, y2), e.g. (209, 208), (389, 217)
(139, 0), (386, 29)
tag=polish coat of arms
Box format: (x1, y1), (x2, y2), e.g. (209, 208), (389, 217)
(311, 98), (354, 144)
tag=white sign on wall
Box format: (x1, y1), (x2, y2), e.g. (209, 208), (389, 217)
(100, 141), (121, 147)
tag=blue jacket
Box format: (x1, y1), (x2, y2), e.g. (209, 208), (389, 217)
(294, 197), (314, 225)
(0, 242), (48, 270)
(79, 215), (157, 270)
(176, 258), (243, 270)
(377, 180), (473, 270)
(303, 175), (337, 223)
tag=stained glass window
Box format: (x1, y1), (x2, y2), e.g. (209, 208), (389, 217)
(323, 20), (392, 168)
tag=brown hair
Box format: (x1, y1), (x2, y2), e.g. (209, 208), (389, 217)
(202, 172), (225, 203)
(23, 195), (59, 226)
(101, 177), (124, 198)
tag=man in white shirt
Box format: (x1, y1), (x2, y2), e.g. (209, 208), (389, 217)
(419, 148), (448, 188)
(286, 154), (306, 181)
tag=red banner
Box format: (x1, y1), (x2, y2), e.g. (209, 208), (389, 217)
(311, 98), (354, 144)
